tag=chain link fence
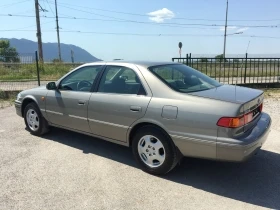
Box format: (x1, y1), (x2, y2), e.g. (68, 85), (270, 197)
(0, 52), (82, 91)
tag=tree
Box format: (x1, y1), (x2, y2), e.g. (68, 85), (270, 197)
(215, 54), (228, 62)
(0, 40), (20, 62)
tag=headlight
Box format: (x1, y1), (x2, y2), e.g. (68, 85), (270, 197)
(16, 93), (22, 100)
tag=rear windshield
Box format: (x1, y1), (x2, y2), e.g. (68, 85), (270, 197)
(148, 64), (221, 93)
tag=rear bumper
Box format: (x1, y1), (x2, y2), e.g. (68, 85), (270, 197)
(14, 100), (22, 117)
(216, 112), (271, 162)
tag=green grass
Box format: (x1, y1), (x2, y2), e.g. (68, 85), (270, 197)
(0, 62), (279, 82)
(0, 63), (80, 81)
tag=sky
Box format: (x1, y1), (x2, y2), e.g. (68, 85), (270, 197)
(1, 0), (280, 61)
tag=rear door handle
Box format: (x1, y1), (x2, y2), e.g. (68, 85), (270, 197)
(78, 100), (86, 105)
(130, 106), (141, 112)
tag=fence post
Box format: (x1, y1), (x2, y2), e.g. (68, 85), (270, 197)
(186, 54), (189, 65)
(244, 53), (248, 83)
(35, 51), (40, 86)
(172, 58), (174, 62)
(189, 53), (192, 66)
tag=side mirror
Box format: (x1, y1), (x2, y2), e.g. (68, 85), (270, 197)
(46, 82), (57, 90)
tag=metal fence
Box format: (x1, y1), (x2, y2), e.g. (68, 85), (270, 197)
(0, 51), (83, 91)
(172, 53), (280, 85)
(1, 51), (280, 92)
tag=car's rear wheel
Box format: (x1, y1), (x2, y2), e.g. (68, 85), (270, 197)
(24, 102), (49, 136)
(132, 125), (179, 175)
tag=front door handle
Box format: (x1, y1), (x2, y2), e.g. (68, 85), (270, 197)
(78, 100), (86, 105)
(130, 106), (141, 112)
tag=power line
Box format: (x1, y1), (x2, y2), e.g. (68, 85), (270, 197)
(3, 20), (55, 31)
(47, 0), (280, 22)
(0, 14), (219, 30)
(0, 0), (31, 8)
(239, 35), (280, 39)
(58, 31), (222, 36)
(0, 29), (280, 39)
(10, 9), (34, 15)
(41, 0), (48, 12)
(0, 0), (278, 23)
(45, 0), (55, 16)
(1, 13), (279, 29)
(45, 3), (280, 28)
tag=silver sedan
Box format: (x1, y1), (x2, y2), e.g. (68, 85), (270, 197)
(15, 61), (271, 175)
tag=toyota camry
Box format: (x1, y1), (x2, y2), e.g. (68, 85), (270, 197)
(15, 61), (271, 175)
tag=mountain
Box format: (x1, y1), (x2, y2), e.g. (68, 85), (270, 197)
(1, 38), (101, 62)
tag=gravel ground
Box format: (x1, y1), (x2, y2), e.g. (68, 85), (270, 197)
(0, 97), (279, 210)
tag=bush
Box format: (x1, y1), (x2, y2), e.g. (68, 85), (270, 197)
(200, 58), (208, 62)
(215, 54), (228, 62)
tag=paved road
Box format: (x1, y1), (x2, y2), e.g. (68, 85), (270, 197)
(0, 98), (280, 210)
(0, 76), (279, 91)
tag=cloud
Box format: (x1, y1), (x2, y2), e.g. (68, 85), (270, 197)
(219, 26), (237, 31)
(147, 8), (175, 23)
(236, 27), (249, 33)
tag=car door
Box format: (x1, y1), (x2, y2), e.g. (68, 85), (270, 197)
(45, 65), (103, 133)
(88, 64), (152, 142)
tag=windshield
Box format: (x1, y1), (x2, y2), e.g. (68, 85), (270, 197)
(148, 64), (221, 93)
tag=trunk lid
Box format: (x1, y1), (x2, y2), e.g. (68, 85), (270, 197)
(188, 84), (263, 105)
(189, 84), (264, 133)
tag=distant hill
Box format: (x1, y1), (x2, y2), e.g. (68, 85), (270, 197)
(1, 38), (101, 62)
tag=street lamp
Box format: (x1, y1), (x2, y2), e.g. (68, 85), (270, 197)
(223, 0), (229, 59)
(227, 32), (243, 36)
(223, 30), (243, 59)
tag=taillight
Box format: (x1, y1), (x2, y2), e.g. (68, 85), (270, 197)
(217, 103), (262, 128)
(259, 103), (263, 112)
(217, 116), (244, 128)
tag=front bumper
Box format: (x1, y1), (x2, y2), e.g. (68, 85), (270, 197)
(15, 100), (22, 117)
(216, 112), (271, 162)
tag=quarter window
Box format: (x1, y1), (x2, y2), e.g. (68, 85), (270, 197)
(148, 64), (221, 93)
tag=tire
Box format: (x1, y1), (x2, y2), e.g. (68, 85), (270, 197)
(132, 125), (179, 175)
(24, 102), (49, 136)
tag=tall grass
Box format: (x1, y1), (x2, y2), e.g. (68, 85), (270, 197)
(0, 63), (81, 81)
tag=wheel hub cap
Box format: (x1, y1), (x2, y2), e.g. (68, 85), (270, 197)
(138, 135), (166, 168)
(26, 109), (39, 131)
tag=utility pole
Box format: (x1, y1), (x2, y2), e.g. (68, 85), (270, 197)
(55, 0), (62, 61)
(35, 0), (43, 62)
(71, 49), (74, 63)
(223, 0), (228, 59)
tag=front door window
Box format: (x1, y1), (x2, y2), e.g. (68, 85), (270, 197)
(59, 65), (102, 92)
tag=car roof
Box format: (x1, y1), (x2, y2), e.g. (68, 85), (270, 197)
(84, 61), (180, 68)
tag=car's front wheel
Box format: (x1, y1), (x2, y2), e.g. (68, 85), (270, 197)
(24, 102), (49, 136)
(132, 125), (179, 175)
